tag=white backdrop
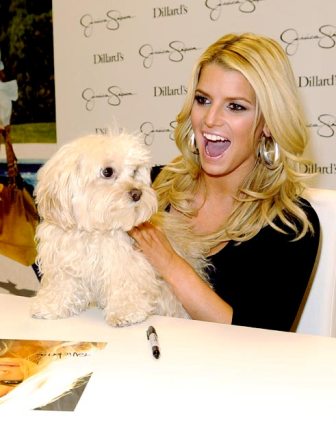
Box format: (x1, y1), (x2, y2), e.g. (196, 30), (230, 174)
(17, 0), (336, 189)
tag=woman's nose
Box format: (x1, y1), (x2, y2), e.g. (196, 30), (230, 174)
(204, 105), (224, 127)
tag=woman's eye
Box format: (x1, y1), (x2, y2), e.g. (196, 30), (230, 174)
(100, 167), (114, 178)
(195, 94), (210, 105)
(228, 102), (246, 111)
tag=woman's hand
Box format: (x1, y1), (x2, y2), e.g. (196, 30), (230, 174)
(128, 222), (178, 280)
(128, 222), (233, 325)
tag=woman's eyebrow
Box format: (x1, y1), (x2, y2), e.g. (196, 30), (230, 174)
(195, 89), (254, 104)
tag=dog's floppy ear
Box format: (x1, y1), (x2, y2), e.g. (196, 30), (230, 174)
(34, 142), (81, 229)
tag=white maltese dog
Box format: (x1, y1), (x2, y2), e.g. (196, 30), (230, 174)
(31, 132), (207, 326)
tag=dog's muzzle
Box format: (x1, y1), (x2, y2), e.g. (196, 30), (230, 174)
(129, 188), (142, 202)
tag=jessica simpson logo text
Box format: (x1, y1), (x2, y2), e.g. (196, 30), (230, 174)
(82, 86), (134, 111)
(307, 114), (336, 138)
(140, 121), (177, 145)
(205, 0), (263, 21)
(80, 10), (134, 37)
(139, 41), (198, 68)
(281, 25), (336, 55)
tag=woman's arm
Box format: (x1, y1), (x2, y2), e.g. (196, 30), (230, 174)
(129, 222), (233, 324)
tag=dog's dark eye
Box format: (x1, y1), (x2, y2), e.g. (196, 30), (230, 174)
(100, 167), (114, 178)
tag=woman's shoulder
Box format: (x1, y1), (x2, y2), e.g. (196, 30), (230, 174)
(240, 196), (320, 245)
(297, 196), (320, 231)
(267, 196), (320, 240)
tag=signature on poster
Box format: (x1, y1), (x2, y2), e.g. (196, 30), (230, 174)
(280, 25), (336, 55)
(140, 120), (176, 146)
(139, 41), (199, 69)
(204, 0), (262, 21)
(307, 114), (336, 138)
(80, 10), (134, 37)
(82, 86), (135, 111)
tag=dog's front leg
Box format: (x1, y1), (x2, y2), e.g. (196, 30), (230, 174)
(31, 275), (91, 319)
(103, 296), (154, 327)
(100, 279), (159, 327)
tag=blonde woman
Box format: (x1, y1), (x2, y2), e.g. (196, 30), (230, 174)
(130, 33), (320, 332)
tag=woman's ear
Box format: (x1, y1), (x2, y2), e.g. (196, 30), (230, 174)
(262, 124), (271, 138)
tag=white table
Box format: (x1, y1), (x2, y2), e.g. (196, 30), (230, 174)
(1, 294), (336, 429)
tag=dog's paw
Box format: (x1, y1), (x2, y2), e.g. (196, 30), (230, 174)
(31, 310), (56, 320)
(105, 309), (149, 327)
(31, 305), (59, 320)
(30, 299), (75, 320)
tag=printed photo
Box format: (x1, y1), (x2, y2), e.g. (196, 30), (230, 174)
(0, 160), (43, 191)
(0, 339), (106, 411)
(0, 0), (56, 144)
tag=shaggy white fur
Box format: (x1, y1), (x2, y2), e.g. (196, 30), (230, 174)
(31, 132), (193, 326)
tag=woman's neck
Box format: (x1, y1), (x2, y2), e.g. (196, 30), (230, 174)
(190, 177), (235, 236)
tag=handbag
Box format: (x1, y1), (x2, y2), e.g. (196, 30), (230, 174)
(0, 129), (38, 266)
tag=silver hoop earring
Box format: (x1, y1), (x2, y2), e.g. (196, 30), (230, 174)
(188, 132), (199, 155)
(258, 134), (281, 170)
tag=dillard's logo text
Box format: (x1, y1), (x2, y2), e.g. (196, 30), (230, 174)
(280, 25), (336, 55)
(303, 163), (336, 175)
(154, 85), (187, 97)
(299, 74), (336, 88)
(153, 4), (188, 18)
(94, 52), (124, 64)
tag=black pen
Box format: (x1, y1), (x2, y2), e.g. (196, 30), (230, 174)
(147, 326), (160, 359)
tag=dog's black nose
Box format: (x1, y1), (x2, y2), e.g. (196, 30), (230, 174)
(129, 188), (142, 202)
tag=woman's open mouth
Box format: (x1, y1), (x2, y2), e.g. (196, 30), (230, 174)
(203, 132), (231, 158)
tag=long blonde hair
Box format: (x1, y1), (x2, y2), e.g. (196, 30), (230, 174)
(154, 33), (314, 244)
